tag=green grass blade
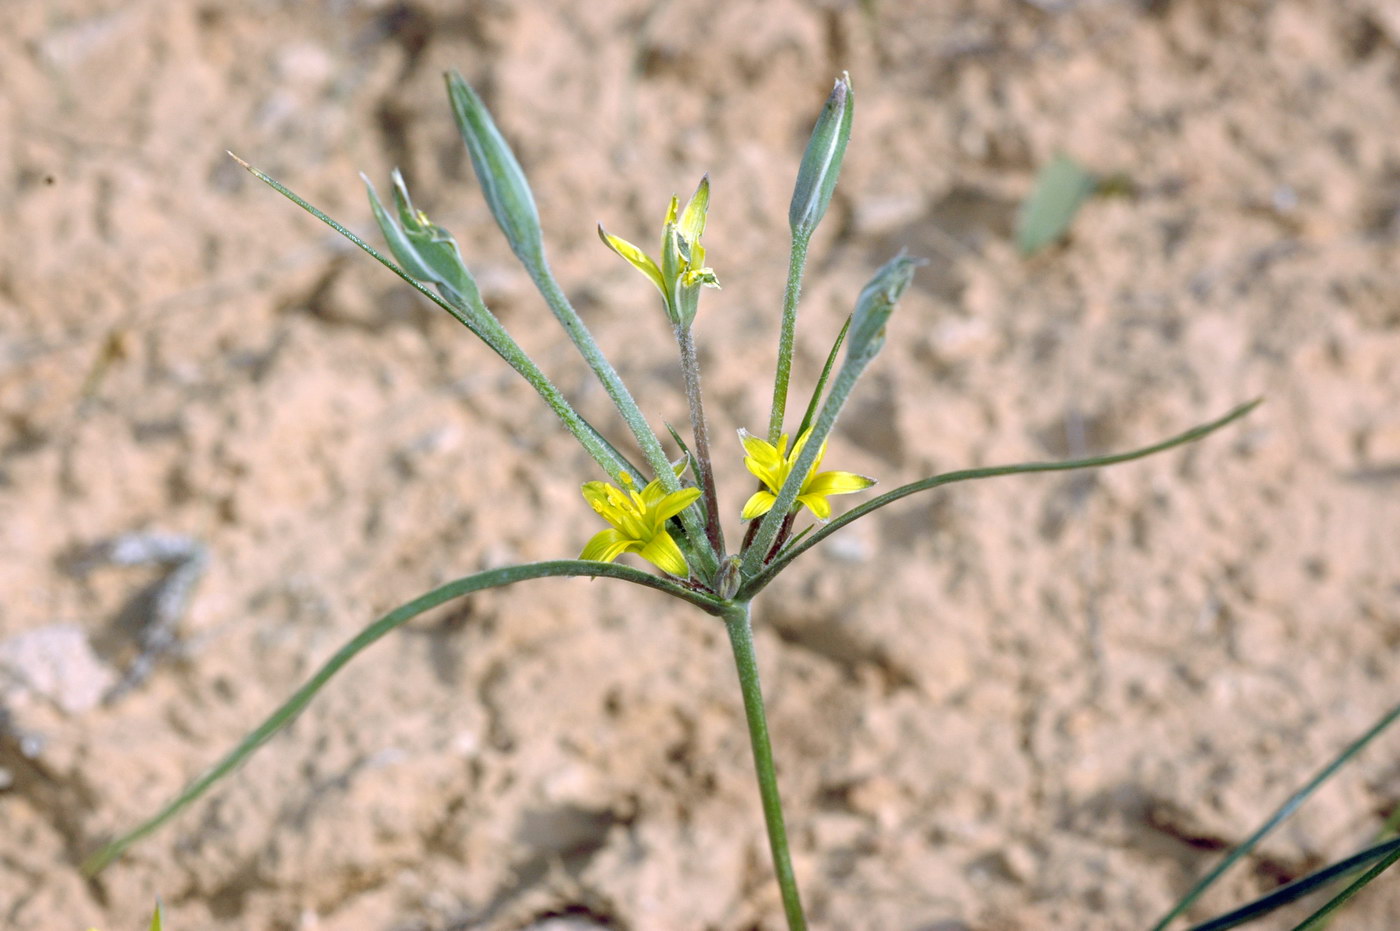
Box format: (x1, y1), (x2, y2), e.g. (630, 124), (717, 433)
(739, 400), (1259, 598)
(1291, 841), (1400, 931)
(1016, 152), (1098, 255)
(794, 316), (851, 441)
(1153, 695), (1400, 930)
(83, 560), (723, 875)
(1181, 837), (1400, 931)
(664, 421), (702, 486)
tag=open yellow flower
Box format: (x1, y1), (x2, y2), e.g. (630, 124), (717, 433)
(597, 175), (719, 327)
(740, 428), (875, 521)
(580, 474), (702, 577)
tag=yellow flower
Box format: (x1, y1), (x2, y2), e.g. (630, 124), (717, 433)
(580, 474), (702, 577)
(740, 428), (875, 521)
(597, 175), (719, 326)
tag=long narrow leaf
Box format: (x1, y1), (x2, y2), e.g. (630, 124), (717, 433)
(1292, 842), (1400, 930)
(1182, 837), (1400, 931)
(1153, 695), (1400, 929)
(232, 155), (644, 485)
(84, 560), (722, 874)
(794, 316), (851, 441)
(739, 400), (1260, 598)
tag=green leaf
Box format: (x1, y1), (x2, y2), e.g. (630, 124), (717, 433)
(664, 422), (703, 487)
(1291, 841), (1400, 931)
(1182, 837), (1400, 931)
(1016, 153), (1098, 256)
(234, 155), (644, 486)
(83, 560), (723, 874)
(794, 316), (851, 441)
(741, 400), (1260, 597)
(149, 903), (163, 931)
(1153, 694), (1400, 930)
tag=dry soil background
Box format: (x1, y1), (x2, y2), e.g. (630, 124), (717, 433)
(4, 0), (1400, 928)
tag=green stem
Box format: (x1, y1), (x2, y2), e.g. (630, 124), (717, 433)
(767, 234), (811, 445)
(723, 601), (807, 930)
(236, 157), (645, 485)
(675, 323), (725, 557)
(530, 265), (719, 581)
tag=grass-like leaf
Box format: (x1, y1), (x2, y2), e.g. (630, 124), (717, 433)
(1154, 696), (1400, 929)
(83, 560), (723, 874)
(1182, 837), (1400, 931)
(739, 400), (1260, 598)
(794, 316), (851, 441)
(1291, 840), (1400, 930)
(231, 155), (644, 486)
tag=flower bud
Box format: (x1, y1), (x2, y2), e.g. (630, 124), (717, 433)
(789, 73), (854, 241)
(445, 71), (546, 269)
(846, 252), (922, 367)
(716, 554), (743, 600)
(363, 170), (481, 311)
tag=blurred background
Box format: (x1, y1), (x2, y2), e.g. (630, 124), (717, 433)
(3, 0), (1399, 928)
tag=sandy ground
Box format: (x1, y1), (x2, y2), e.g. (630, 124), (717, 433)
(4, 0), (1400, 928)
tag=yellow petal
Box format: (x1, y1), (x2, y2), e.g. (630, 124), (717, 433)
(796, 492), (832, 521)
(741, 490), (776, 521)
(581, 481), (613, 511)
(638, 531), (689, 577)
(653, 486), (703, 522)
(580, 528), (631, 563)
(788, 429), (826, 474)
(803, 469), (876, 498)
(738, 429), (786, 492)
(597, 224), (665, 296)
(738, 428), (782, 464)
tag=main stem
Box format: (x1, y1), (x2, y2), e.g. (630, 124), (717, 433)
(723, 601), (807, 930)
(676, 323), (725, 558)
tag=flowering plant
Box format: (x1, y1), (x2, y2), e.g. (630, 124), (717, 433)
(84, 74), (1318, 929)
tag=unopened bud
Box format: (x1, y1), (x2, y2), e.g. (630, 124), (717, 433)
(717, 554), (743, 601)
(445, 71), (546, 269)
(846, 252), (922, 367)
(363, 170), (482, 311)
(789, 73), (854, 241)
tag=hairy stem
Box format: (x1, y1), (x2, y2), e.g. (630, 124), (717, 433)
(675, 323), (725, 557)
(723, 601), (807, 931)
(530, 266), (719, 581)
(766, 234), (810, 445)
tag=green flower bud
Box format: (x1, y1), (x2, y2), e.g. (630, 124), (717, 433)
(363, 170), (482, 312)
(717, 554), (743, 600)
(846, 252), (922, 367)
(445, 71), (546, 269)
(789, 73), (854, 241)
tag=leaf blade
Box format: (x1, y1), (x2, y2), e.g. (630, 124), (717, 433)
(83, 560), (722, 874)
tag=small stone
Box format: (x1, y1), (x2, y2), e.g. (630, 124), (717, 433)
(0, 624), (116, 715)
